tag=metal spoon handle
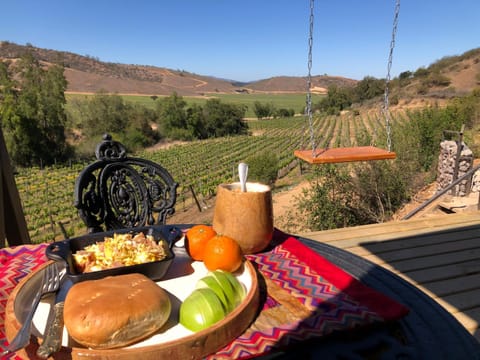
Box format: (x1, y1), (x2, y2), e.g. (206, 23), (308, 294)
(238, 163), (248, 192)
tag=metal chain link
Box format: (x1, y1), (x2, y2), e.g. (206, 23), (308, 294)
(383, 0), (401, 152)
(304, 0), (399, 154)
(305, 0), (316, 156)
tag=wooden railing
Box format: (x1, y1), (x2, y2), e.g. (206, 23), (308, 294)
(402, 163), (480, 220)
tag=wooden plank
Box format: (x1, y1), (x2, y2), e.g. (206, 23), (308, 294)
(345, 245), (480, 274)
(294, 146), (396, 164)
(348, 226), (480, 256)
(352, 237), (480, 263)
(405, 260), (480, 283)
(442, 289), (480, 311)
(424, 273), (480, 296)
(0, 128), (31, 247)
(358, 258), (480, 289)
(300, 212), (480, 246)
(0, 148), (4, 248)
(361, 248), (480, 272)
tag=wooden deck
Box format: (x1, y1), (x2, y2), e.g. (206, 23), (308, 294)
(300, 212), (480, 343)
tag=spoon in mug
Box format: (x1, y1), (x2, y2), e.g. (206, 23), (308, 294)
(238, 163), (248, 192)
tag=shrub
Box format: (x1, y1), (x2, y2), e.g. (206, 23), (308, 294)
(414, 67), (430, 78)
(246, 151), (279, 186)
(353, 161), (412, 223)
(390, 94), (399, 106)
(275, 108), (295, 118)
(287, 165), (359, 231)
(424, 72), (451, 87)
(253, 101), (275, 119)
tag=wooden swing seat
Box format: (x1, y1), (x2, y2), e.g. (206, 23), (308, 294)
(294, 146), (396, 164)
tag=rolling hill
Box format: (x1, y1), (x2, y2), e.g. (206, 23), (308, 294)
(0, 41), (356, 96)
(1, 42), (479, 101)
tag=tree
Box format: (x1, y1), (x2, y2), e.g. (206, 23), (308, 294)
(37, 63), (70, 160)
(122, 103), (160, 150)
(186, 104), (207, 139)
(203, 99), (247, 137)
(352, 76), (385, 103)
(0, 61), (17, 127)
(0, 53), (70, 166)
(315, 85), (352, 115)
(157, 92), (189, 139)
(399, 71), (413, 80)
(154, 93), (247, 140)
(81, 92), (129, 136)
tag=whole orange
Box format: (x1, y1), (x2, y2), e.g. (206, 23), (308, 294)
(203, 235), (243, 272)
(185, 225), (217, 261)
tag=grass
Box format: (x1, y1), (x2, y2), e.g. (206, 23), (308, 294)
(66, 92), (325, 118)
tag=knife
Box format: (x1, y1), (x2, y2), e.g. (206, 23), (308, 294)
(36, 277), (73, 359)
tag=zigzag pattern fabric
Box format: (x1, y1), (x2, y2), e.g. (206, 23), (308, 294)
(0, 235), (408, 359)
(0, 244), (48, 359)
(211, 235), (408, 359)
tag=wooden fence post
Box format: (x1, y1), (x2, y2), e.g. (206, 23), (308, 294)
(189, 185), (203, 212)
(0, 128), (31, 247)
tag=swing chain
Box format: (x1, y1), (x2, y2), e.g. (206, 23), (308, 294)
(384, 0), (401, 152)
(303, 0), (399, 157)
(306, 0), (316, 156)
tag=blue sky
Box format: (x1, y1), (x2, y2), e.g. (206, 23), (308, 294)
(1, 0), (479, 82)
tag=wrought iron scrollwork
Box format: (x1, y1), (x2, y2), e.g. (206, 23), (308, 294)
(95, 133), (127, 161)
(74, 134), (178, 233)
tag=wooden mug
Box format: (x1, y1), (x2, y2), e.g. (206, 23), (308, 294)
(212, 182), (273, 254)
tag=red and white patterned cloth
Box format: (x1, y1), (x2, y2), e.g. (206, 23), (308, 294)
(1, 243), (48, 359)
(211, 231), (409, 358)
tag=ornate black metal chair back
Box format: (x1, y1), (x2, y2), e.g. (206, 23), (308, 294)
(74, 134), (178, 233)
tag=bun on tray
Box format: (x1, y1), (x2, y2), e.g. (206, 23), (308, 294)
(64, 273), (171, 349)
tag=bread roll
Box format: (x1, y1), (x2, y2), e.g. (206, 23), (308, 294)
(64, 273), (171, 349)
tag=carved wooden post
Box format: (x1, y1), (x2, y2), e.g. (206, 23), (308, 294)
(0, 128), (31, 247)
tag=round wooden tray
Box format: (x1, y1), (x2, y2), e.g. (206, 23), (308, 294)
(5, 251), (260, 360)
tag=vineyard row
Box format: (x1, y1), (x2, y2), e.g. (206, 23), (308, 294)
(14, 112), (395, 243)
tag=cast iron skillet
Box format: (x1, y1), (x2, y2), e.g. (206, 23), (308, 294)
(45, 225), (183, 283)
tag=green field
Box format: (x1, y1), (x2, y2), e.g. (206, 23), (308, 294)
(66, 93), (324, 118)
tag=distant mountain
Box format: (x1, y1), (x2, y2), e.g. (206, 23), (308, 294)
(246, 76), (356, 94)
(0, 41), (355, 96)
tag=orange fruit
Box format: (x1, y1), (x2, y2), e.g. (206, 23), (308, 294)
(185, 225), (217, 261)
(203, 235), (243, 272)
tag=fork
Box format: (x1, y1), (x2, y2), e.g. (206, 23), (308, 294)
(1, 262), (62, 357)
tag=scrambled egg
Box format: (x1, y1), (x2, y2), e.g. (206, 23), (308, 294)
(73, 232), (168, 273)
